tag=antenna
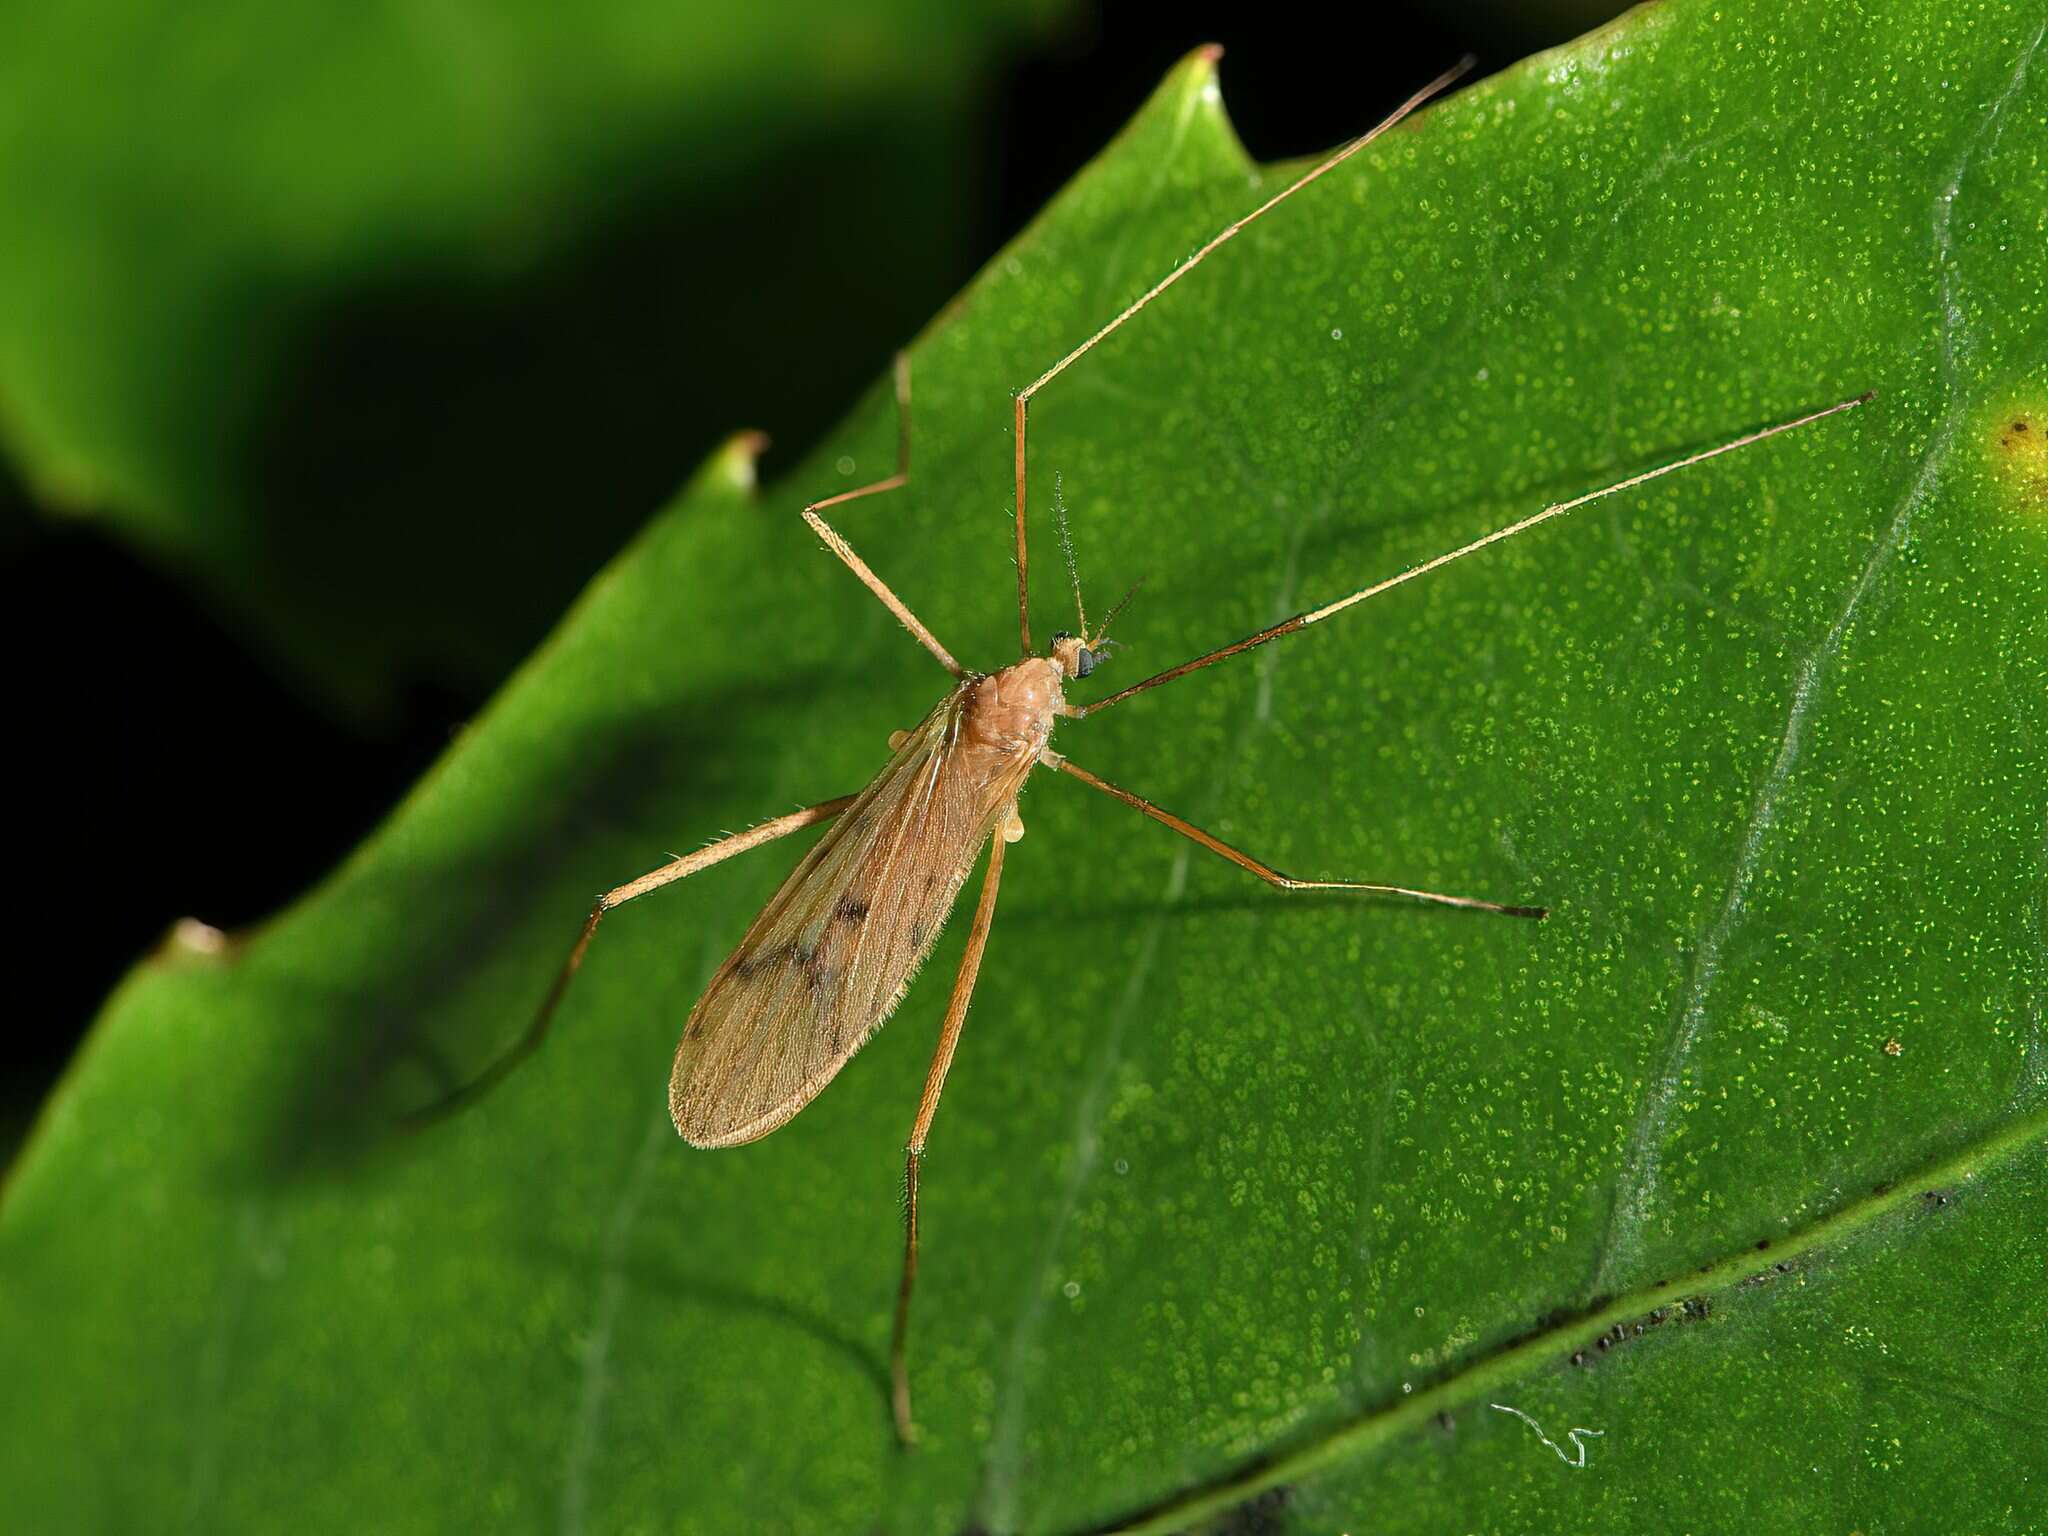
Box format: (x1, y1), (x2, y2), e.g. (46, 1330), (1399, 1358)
(1011, 55), (1479, 655)
(1073, 391), (1877, 718)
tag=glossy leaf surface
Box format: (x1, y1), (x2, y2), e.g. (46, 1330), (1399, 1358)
(6, 2), (2047, 1529)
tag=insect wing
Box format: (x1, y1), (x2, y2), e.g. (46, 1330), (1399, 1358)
(670, 686), (1011, 1147)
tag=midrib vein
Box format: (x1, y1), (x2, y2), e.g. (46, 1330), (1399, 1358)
(1095, 1100), (2048, 1536)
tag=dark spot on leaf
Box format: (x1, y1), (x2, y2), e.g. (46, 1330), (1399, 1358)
(1921, 1188), (1952, 1208)
(1570, 1349), (1587, 1367)
(1206, 1485), (1293, 1536)
(1990, 405), (2048, 510)
(1436, 1410), (1455, 1434)
(1756, 1238), (1772, 1251)
(1681, 1296), (1712, 1322)
(1500, 1304), (1579, 1353)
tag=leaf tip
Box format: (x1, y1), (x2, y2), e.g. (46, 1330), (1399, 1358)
(145, 916), (242, 971)
(667, 429), (771, 511)
(717, 429), (771, 497)
(1147, 42), (1249, 173)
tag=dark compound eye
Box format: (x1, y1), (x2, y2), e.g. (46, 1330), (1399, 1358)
(1075, 647), (1097, 678)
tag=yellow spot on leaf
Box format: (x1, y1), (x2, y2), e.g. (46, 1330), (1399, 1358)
(1988, 399), (2048, 513)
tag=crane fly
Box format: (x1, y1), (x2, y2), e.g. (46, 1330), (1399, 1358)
(430, 53), (1872, 1445)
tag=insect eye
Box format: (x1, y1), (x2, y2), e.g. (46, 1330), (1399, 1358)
(1075, 647), (1097, 678)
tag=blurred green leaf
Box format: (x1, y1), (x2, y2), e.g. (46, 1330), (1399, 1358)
(0, 0), (1060, 714)
(6, 1), (2048, 1529)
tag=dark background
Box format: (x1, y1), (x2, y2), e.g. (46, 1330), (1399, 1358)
(1, 0), (1621, 1156)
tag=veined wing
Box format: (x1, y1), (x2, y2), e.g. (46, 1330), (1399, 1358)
(670, 682), (1031, 1148)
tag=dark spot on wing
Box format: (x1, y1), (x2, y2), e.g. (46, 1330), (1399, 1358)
(910, 921), (928, 947)
(735, 942), (813, 982)
(837, 898), (869, 923)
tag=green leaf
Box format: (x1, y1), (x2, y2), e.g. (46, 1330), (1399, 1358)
(0, 0), (1058, 714)
(7, 2), (2048, 1530)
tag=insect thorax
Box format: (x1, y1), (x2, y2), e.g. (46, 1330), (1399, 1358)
(961, 658), (1062, 767)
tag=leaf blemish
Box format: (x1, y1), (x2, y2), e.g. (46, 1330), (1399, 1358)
(1490, 1403), (1604, 1469)
(1988, 403), (2048, 512)
(1208, 1484), (1294, 1535)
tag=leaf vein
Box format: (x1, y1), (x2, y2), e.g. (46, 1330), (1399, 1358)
(1098, 1100), (2048, 1536)
(1586, 24), (2040, 1292)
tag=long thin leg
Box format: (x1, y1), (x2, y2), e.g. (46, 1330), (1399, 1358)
(1043, 751), (1542, 918)
(1071, 391), (1874, 719)
(410, 794), (858, 1125)
(1011, 57), (1476, 658)
(799, 353), (966, 677)
(804, 509), (964, 678)
(892, 825), (1010, 1446)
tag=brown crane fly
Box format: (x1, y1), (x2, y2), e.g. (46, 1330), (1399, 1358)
(431, 56), (1870, 1444)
